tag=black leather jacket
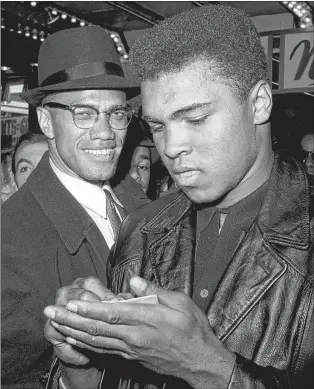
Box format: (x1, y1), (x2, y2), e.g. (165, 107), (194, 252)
(108, 154), (314, 389)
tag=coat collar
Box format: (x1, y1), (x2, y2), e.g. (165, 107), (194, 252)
(140, 191), (192, 234)
(141, 153), (311, 249)
(27, 152), (94, 254)
(257, 153), (311, 249)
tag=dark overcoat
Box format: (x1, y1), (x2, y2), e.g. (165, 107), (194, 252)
(1, 153), (148, 389)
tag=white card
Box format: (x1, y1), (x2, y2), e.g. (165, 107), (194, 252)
(102, 294), (158, 304)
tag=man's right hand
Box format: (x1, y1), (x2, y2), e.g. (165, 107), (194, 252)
(44, 276), (120, 366)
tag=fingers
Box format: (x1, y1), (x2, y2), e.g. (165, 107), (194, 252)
(44, 319), (65, 345)
(55, 277), (116, 306)
(79, 277), (116, 301)
(129, 277), (191, 310)
(117, 293), (134, 300)
(50, 320), (129, 352)
(44, 300), (166, 329)
(44, 319), (90, 365)
(44, 305), (128, 338)
(56, 287), (102, 306)
(129, 276), (158, 297)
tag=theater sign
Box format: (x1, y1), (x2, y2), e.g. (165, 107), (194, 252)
(260, 28), (314, 94)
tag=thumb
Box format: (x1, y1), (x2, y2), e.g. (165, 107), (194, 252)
(129, 276), (189, 310)
(129, 276), (159, 297)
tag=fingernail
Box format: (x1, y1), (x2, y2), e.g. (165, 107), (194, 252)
(66, 337), (76, 345)
(66, 303), (78, 312)
(130, 276), (146, 291)
(44, 306), (56, 319)
(51, 320), (59, 328)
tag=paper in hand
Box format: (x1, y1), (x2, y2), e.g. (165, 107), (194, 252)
(102, 294), (158, 304)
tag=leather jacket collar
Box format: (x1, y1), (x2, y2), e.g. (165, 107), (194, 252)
(140, 153), (311, 250)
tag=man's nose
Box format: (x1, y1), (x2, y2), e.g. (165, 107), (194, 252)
(130, 170), (141, 183)
(305, 153), (314, 167)
(89, 115), (114, 140)
(163, 124), (191, 160)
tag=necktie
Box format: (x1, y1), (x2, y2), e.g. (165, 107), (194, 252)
(103, 189), (124, 241)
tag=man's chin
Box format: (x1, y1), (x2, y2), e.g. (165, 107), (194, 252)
(79, 168), (117, 184)
(181, 186), (212, 204)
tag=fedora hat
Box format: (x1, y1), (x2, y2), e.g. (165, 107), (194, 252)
(22, 26), (140, 106)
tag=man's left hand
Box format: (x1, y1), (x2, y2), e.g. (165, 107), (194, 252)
(44, 276), (236, 389)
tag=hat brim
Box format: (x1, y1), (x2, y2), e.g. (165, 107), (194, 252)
(138, 140), (160, 164)
(21, 74), (140, 106)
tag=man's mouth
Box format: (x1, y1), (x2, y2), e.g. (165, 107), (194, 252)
(83, 148), (114, 156)
(172, 169), (200, 187)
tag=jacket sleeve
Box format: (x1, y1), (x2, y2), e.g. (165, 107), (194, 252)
(228, 354), (291, 389)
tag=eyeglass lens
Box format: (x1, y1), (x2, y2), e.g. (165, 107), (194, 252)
(73, 106), (131, 129)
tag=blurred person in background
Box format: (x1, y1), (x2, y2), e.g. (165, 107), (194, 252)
(129, 140), (151, 194)
(1, 152), (17, 203)
(300, 132), (314, 215)
(112, 117), (158, 206)
(300, 133), (314, 176)
(12, 132), (48, 188)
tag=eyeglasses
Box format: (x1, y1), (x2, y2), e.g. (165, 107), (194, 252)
(43, 102), (133, 130)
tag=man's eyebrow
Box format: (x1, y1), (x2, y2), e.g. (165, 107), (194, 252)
(143, 102), (212, 122)
(70, 103), (128, 111)
(16, 158), (32, 167)
(138, 155), (151, 161)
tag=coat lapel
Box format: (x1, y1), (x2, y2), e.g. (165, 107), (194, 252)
(141, 192), (195, 296)
(207, 224), (287, 342)
(84, 223), (110, 286)
(28, 153), (110, 269)
(208, 155), (310, 341)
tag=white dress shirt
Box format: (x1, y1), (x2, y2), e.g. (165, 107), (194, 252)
(50, 159), (123, 249)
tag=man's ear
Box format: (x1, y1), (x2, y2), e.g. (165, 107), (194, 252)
(250, 80), (272, 125)
(37, 107), (54, 139)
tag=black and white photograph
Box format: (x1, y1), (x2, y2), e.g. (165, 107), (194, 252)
(1, 1), (314, 388)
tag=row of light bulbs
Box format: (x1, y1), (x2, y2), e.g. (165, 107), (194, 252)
(48, 6), (88, 27)
(46, 7), (129, 59)
(1, 3), (129, 59)
(46, 3), (129, 59)
(281, 1), (313, 28)
(1, 18), (47, 41)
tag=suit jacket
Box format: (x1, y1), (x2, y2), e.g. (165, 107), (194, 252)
(1, 153), (147, 389)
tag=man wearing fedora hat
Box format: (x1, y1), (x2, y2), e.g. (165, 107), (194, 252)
(2, 26), (145, 388)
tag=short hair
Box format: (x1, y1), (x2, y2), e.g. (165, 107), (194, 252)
(12, 132), (47, 175)
(130, 4), (269, 101)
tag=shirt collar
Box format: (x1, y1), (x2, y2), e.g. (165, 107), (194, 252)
(219, 179), (269, 232)
(49, 158), (123, 219)
(196, 180), (268, 235)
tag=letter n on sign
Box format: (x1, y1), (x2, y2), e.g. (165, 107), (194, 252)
(282, 29), (314, 92)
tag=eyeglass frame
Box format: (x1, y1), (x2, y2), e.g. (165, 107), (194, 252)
(42, 102), (134, 130)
